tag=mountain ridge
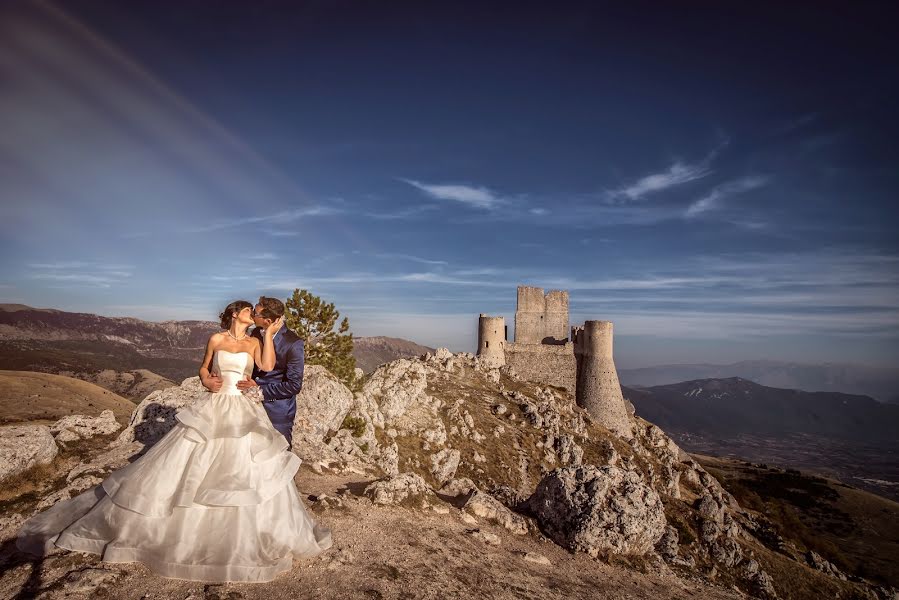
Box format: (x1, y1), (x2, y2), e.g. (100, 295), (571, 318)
(620, 359), (899, 403)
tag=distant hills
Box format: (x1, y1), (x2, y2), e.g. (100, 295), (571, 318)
(624, 377), (899, 443)
(624, 377), (899, 500)
(0, 305), (433, 397)
(353, 336), (435, 373)
(619, 359), (899, 403)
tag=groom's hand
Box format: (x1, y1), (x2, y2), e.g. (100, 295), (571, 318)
(236, 377), (258, 391)
(202, 373), (223, 393)
(239, 377), (264, 402)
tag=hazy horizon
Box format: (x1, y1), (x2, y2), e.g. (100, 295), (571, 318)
(1, 2), (897, 370)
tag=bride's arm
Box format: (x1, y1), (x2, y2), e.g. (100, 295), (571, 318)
(255, 317), (283, 371)
(199, 333), (223, 392)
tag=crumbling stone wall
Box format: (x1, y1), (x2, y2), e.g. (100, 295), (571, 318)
(504, 342), (577, 393)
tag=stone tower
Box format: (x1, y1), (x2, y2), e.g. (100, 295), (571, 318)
(514, 286), (570, 344)
(514, 286), (546, 343)
(573, 320), (633, 439)
(543, 290), (569, 343)
(477, 314), (506, 368)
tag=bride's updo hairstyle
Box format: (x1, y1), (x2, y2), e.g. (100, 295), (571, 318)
(219, 300), (253, 329)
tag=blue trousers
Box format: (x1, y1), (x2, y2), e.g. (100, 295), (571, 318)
(262, 397), (297, 449)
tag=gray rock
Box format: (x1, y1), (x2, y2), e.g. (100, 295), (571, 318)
(806, 550), (848, 580)
(710, 537), (743, 567)
(294, 365), (355, 446)
(362, 359), (429, 425)
(439, 477), (477, 497)
(429, 448), (461, 484)
(0, 424), (58, 482)
(116, 376), (208, 446)
(463, 490), (528, 535)
(526, 465), (667, 557)
(656, 525), (679, 560)
(363, 473), (434, 506)
(51, 410), (121, 443)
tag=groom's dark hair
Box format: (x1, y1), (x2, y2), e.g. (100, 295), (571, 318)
(257, 296), (285, 321)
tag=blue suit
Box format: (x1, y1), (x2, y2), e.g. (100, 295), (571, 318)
(252, 327), (304, 449)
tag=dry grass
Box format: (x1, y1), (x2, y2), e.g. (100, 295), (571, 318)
(0, 370), (135, 424)
(698, 454), (899, 592)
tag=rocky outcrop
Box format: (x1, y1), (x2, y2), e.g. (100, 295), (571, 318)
(0, 424), (58, 481)
(293, 365), (355, 447)
(463, 490), (529, 535)
(526, 465), (666, 557)
(806, 550), (848, 581)
(363, 473), (435, 507)
(429, 448), (461, 484)
(51, 410), (121, 443)
(116, 376), (208, 446)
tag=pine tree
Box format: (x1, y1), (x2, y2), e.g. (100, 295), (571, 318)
(283, 289), (358, 390)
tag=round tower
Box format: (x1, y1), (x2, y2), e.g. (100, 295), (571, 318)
(575, 320), (633, 439)
(477, 314), (506, 368)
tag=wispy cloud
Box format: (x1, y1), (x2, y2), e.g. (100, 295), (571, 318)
(608, 160), (712, 202)
(374, 253), (449, 266)
(400, 178), (502, 209)
(27, 261), (134, 288)
(685, 175), (770, 218)
(361, 204), (440, 220)
(182, 206), (337, 234)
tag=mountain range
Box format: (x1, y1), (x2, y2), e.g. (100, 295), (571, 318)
(619, 360), (899, 404)
(0, 305), (432, 397)
(624, 377), (899, 500)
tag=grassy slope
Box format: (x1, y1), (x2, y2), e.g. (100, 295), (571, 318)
(697, 453), (899, 590)
(0, 370), (136, 424)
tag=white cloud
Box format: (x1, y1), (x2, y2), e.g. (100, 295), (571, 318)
(400, 178), (501, 209)
(685, 175), (770, 218)
(374, 253), (449, 266)
(182, 206), (337, 234)
(609, 160), (712, 202)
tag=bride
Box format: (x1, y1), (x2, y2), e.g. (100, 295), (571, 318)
(16, 300), (332, 582)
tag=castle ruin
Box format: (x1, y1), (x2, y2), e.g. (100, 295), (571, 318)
(477, 285), (633, 439)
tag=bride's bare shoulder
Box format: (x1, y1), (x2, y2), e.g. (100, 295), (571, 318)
(206, 332), (227, 346)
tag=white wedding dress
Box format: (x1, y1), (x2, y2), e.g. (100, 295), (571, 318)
(17, 350), (332, 582)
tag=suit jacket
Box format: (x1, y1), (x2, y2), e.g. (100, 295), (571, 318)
(251, 327), (305, 401)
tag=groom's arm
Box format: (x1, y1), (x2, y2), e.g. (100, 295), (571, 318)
(260, 340), (305, 400)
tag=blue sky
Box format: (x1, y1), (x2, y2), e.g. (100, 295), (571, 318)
(1, 1), (897, 368)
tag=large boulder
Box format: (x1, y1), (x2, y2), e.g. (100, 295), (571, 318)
(51, 410), (121, 443)
(526, 465), (666, 557)
(116, 377), (208, 446)
(0, 424), (58, 482)
(361, 359), (432, 427)
(293, 365), (354, 446)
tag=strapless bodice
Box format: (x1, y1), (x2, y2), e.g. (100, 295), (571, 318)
(212, 350), (253, 394)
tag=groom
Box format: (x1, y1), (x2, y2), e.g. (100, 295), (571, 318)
(234, 296), (305, 449)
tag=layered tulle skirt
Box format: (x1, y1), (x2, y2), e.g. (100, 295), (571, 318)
(16, 392), (332, 583)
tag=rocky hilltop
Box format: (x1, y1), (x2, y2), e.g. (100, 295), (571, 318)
(2, 351), (897, 599)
